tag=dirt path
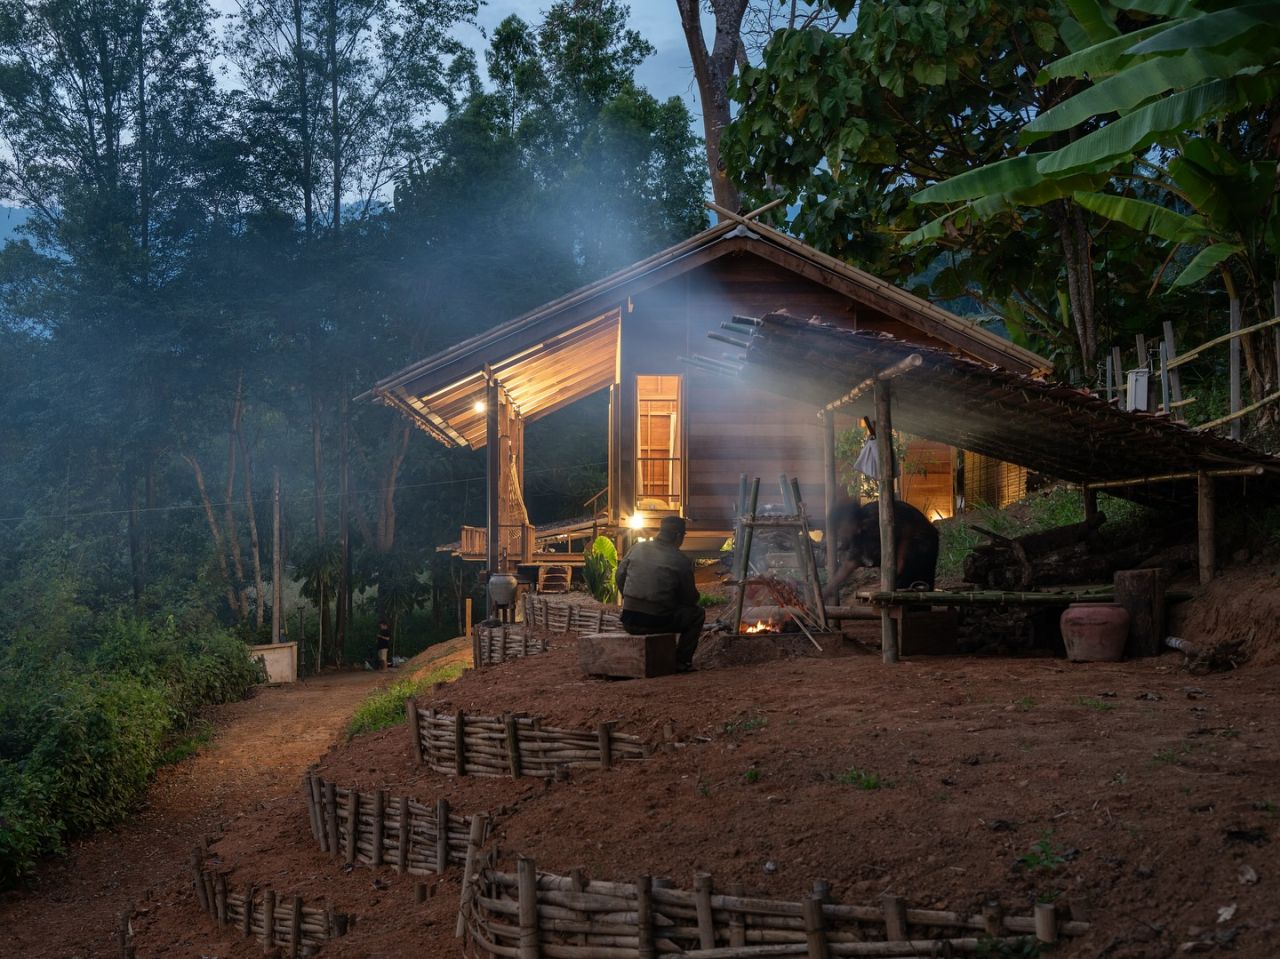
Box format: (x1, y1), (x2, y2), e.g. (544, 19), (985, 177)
(0, 669), (392, 959)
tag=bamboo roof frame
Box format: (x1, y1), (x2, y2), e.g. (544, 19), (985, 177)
(361, 213), (1050, 448)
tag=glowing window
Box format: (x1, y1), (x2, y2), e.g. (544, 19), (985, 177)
(636, 375), (682, 511)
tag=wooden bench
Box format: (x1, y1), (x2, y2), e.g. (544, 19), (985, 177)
(578, 632), (679, 679)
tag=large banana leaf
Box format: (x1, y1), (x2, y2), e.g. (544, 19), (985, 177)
(1025, 45), (1262, 141)
(1071, 190), (1210, 242)
(1114, 0), (1195, 15)
(1128, 2), (1280, 55)
(1065, 0), (1120, 44)
(911, 155), (1043, 205)
(1169, 242), (1242, 288)
(1037, 23), (1174, 84)
(1035, 77), (1259, 175)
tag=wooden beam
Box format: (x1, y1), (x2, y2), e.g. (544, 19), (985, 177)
(820, 354), (922, 414)
(1083, 466), (1265, 490)
(822, 411), (838, 585)
(874, 379), (898, 663)
(1166, 312), (1280, 369)
(1198, 470), (1215, 585)
(486, 377), (501, 584)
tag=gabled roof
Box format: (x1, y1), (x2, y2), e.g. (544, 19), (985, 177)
(730, 313), (1280, 496)
(363, 218), (1051, 447)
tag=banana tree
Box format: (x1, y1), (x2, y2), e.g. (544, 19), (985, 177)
(910, 0), (1280, 417)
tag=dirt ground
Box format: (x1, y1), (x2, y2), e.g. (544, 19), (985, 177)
(7, 572), (1280, 958)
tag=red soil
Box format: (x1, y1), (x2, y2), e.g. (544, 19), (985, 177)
(6, 572), (1280, 958)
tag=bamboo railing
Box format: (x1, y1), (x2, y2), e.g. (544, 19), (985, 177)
(523, 595), (622, 635)
(474, 623), (548, 666)
(190, 853), (350, 957)
(302, 773), (491, 874)
(460, 857), (1088, 958)
(405, 705), (648, 778)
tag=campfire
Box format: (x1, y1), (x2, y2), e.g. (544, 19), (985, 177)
(743, 619), (782, 634)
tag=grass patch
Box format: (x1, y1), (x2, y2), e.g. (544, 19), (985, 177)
(1019, 831), (1067, 872)
(743, 768), (761, 784)
(156, 719), (215, 766)
(722, 714), (768, 735)
(698, 592), (727, 608)
(1075, 696), (1115, 712)
(838, 767), (893, 790)
(346, 660), (466, 739)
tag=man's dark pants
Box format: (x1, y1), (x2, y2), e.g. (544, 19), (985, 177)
(620, 606), (706, 668)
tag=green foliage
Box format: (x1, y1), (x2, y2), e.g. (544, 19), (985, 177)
(742, 768), (761, 784)
(583, 535), (619, 604)
(722, 714), (768, 735)
(1075, 696), (1115, 711)
(698, 592), (726, 608)
(345, 660), (467, 739)
(838, 767), (893, 790)
(1019, 831), (1067, 872)
(0, 614), (260, 887)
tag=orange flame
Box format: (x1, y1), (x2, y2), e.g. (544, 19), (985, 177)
(743, 620), (779, 634)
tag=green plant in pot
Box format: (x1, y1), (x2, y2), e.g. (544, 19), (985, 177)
(583, 536), (619, 604)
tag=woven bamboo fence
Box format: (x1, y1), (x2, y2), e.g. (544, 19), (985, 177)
(474, 623), (549, 666)
(459, 857), (1090, 958)
(190, 853), (350, 957)
(523, 596), (622, 636)
(302, 772), (491, 874)
(406, 704), (648, 778)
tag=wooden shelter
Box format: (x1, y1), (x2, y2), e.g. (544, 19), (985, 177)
(365, 211), (1052, 574)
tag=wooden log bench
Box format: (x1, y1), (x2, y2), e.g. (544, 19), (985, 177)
(578, 632), (679, 679)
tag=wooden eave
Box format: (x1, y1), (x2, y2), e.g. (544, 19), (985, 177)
(731, 314), (1280, 498)
(364, 220), (1052, 445)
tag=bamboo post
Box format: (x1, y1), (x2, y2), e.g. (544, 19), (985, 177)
(803, 896), (830, 959)
(436, 798), (451, 872)
(118, 909), (130, 959)
(272, 470), (282, 645)
(455, 710), (467, 776)
(371, 789), (385, 867)
(694, 873), (716, 950)
(1112, 346), (1126, 406)
(873, 380), (898, 663)
(822, 411), (838, 585)
(732, 478), (762, 633)
(456, 813), (488, 938)
(407, 698), (423, 765)
(597, 721), (615, 770)
(324, 781), (339, 855)
(1159, 342), (1171, 414)
(880, 893), (906, 941)
(1114, 568), (1169, 658)
(396, 795), (410, 873)
(191, 848), (209, 913)
(982, 901), (1003, 937)
(263, 889), (276, 951)
(1230, 298), (1242, 441)
(242, 884), (254, 937)
(636, 875), (656, 959)
(203, 871), (217, 920)
(345, 790), (359, 865)
(1035, 902), (1057, 943)
(1105, 352), (1114, 400)
(518, 857), (540, 959)
(504, 713), (523, 777)
(728, 883), (746, 947)
(289, 896), (303, 959)
(1163, 320), (1184, 419)
(1198, 470), (1215, 585)
(215, 872), (228, 924)
(303, 773), (319, 841)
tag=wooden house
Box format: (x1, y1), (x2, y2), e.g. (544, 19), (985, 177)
(365, 215), (1050, 572)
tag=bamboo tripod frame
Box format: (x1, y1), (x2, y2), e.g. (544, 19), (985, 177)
(406, 704), (649, 778)
(459, 857), (1086, 958)
(302, 773), (490, 874)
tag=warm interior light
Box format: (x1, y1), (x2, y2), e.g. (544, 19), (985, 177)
(473, 400), (487, 413)
(627, 513), (647, 530)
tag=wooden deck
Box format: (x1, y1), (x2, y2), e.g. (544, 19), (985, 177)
(454, 518), (614, 565)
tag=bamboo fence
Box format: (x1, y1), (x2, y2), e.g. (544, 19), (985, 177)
(474, 624), (549, 667)
(523, 596), (622, 636)
(302, 772), (492, 874)
(406, 704), (649, 778)
(460, 857), (1090, 958)
(190, 852), (350, 957)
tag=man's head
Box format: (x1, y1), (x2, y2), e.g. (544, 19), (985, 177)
(656, 515), (687, 545)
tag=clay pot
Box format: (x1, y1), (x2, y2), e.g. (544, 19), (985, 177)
(1060, 602), (1130, 662)
(487, 572), (519, 607)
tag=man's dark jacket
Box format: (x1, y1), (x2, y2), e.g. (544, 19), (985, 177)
(615, 539), (698, 615)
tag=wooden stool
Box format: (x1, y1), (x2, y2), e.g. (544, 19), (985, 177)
(578, 632), (678, 679)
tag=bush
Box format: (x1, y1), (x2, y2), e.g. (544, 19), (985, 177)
(0, 613), (261, 887)
(583, 535), (619, 604)
(346, 660), (467, 739)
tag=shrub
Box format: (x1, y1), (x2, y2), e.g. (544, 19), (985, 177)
(346, 660), (467, 739)
(583, 535), (619, 604)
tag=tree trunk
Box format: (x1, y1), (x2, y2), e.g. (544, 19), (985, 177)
(223, 380), (249, 619)
(328, 0), (340, 233)
(240, 429), (266, 629)
(376, 421), (411, 554)
(676, 0), (747, 216)
(311, 390), (326, 539)
(293, 0), (313, 239)
(1056, 199), (1097, 366)
(135, 3), (150, 289)
(336, 391), (351, 661)
(126, 464), (143, 605)
(184, 451), (239, 614)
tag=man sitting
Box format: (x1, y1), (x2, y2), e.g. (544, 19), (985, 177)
(615, 516), (705, 671)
